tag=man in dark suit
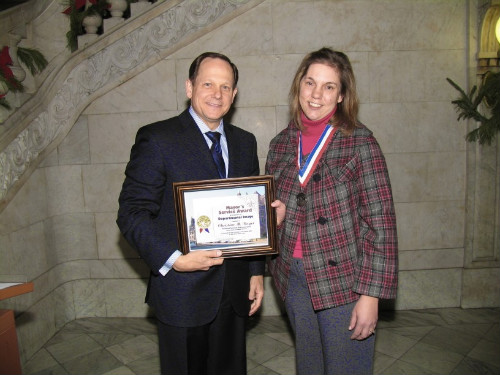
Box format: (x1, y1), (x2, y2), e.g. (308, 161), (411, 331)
(117, 52), (264, 375)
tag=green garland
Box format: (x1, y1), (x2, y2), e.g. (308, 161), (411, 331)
(64, 0), (136, 52)
(64, 0), (109, 52)
(0, 47), (48, 111)
(16, 47), (48, 76)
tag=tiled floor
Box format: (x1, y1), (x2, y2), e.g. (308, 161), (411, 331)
(23, 307), (500, 375)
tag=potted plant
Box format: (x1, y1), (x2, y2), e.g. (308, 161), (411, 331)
(447, 71), (500, 145)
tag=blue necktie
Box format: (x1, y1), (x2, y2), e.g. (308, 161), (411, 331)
(205, 131), (226, 178)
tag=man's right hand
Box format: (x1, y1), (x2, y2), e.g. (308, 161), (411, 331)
(172, 250), (224, 272)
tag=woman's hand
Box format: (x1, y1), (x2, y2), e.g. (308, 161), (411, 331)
(349, 295), (378, 340)
(271, 200), (286, 226)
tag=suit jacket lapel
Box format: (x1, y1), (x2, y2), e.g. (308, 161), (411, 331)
(178, 110), (221, 179)
(225, 124), (236, 178)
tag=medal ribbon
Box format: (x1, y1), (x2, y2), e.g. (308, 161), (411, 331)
(297, 125), (336, 187)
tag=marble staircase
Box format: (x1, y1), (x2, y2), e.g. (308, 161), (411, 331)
(0, 0), (264, 211)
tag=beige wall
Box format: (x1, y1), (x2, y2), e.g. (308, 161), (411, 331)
(1, 0), (499, 363)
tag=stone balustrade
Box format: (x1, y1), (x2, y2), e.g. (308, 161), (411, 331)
(78, 0), (153, 49)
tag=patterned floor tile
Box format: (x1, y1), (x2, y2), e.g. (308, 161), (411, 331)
(21, 308), (500, 375)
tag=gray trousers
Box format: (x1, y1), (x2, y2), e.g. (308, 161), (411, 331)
(285, 259), (375, 375)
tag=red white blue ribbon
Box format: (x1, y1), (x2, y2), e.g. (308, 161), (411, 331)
(298, 125), (336, 187)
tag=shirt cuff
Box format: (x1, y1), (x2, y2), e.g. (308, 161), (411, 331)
(159, 250), (182, 276)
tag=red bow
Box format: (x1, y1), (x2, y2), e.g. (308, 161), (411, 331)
(62, 0), (97, 15)
(0, 46), (14, 81)
(0, 46), (23, 92)
(0, 46), (12, 98)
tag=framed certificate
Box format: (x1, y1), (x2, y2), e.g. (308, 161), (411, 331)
(173, 175), (278, 258)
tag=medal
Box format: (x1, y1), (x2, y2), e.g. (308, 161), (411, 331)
(298, 125), (336, 187)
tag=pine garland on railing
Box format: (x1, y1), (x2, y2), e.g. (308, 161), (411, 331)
(0, 46), (48, 111)
(16, 47), (48, 76)
(63, 0), (110, 52)
(62, 0), (142, 52)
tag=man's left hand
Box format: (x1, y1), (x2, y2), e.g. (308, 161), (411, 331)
(248, 275), (264, 316)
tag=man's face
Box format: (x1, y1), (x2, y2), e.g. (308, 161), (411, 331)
(185, 58), (238, 130)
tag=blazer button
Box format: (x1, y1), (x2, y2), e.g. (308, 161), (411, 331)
(313, 173), (321, 182)
(296, 192), (306, 207)
(328, 260), (338, 266)
(317, 216), (328, 225)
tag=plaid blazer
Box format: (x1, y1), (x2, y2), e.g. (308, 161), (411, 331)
(266, 122), (398, 311)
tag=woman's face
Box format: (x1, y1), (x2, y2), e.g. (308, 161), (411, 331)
(299, 63), (344, 121)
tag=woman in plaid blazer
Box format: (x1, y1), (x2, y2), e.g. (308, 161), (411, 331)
(266, 48), (398, 375)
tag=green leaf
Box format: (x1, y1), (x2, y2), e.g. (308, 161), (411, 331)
(447, 73), (500, 145)
(16, 47), (48, 75)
